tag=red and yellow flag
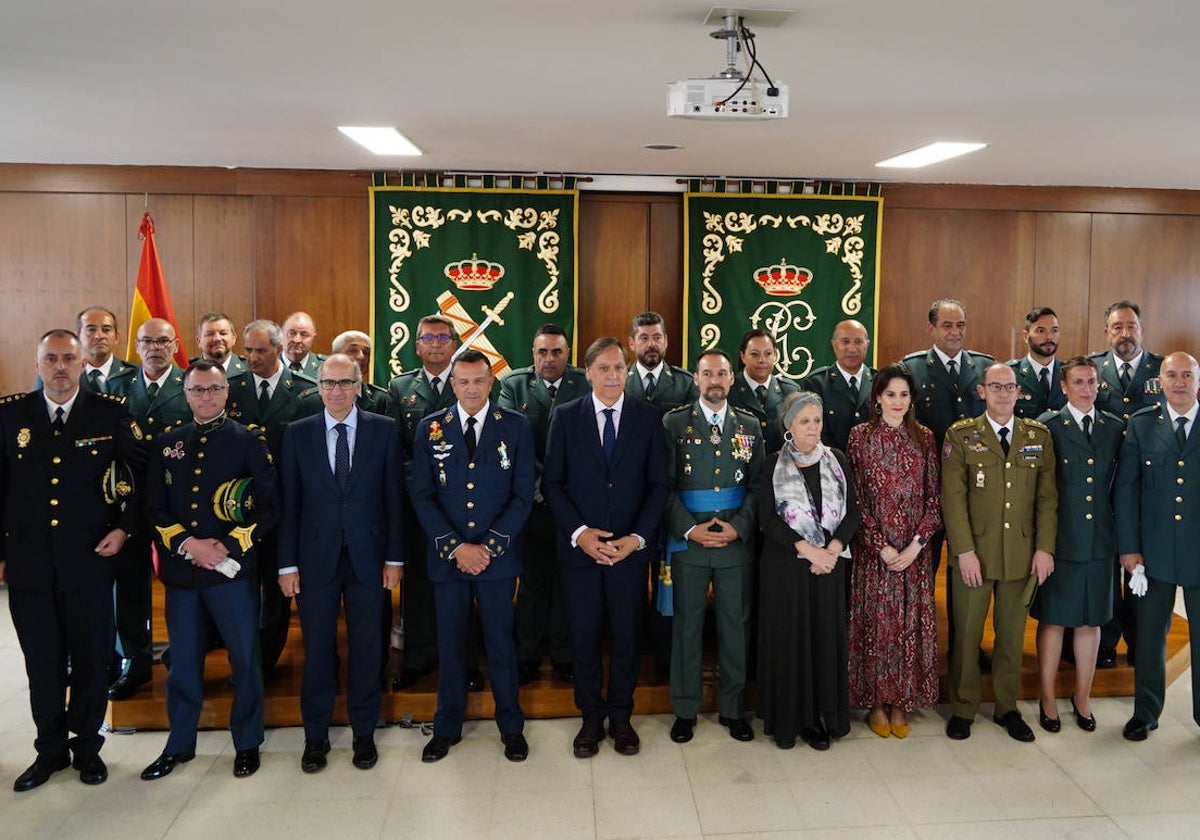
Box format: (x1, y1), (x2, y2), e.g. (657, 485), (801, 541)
(126, 211), (189, 369)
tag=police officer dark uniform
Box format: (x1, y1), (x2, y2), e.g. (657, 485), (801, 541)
(498, 324), (592, 683)
(141, 360), (278, 781)
(2, 329), (148, 792)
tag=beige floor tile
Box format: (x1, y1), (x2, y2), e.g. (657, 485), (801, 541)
(595, 781), (700, 839)
(691, 780), (801, 834)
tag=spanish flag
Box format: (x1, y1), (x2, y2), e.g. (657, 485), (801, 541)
(126, 211), (189, 369)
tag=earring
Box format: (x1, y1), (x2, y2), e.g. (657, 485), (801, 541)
(874, 403), (882, 416)
(783, 431), (794, 443)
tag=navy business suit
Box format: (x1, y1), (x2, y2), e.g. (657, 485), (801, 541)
(279, 409), (404, 741)
(543, 395), (669, 727)
(410, 402), (534, 738)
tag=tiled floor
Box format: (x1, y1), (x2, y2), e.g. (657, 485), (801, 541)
(2, 587), (1198, 839)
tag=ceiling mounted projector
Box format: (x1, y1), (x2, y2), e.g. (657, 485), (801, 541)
(667, 10), (788, 120)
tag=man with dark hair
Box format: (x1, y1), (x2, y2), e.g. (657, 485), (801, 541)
(1009, 307), (1066, 420)
(499, 323), (591, 684)
(728, 328), (799, 455)
(801, 319), (875, 452)
(2, 329), (147, 791)
(543, 336), (668, 757)
(663, 349), (764, 744)
(410, 349), (534, 763)
(194, 312), (248, 376)
(76, 306), (138, 396)
(625, 311), (698, 413)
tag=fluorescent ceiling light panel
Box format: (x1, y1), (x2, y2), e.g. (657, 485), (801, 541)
(337, 126), (422, 156)
(875, 141), (986, 168)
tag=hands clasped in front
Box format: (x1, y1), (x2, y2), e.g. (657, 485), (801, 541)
(578, 528), (639, 565)
(795, 538), (841, 575)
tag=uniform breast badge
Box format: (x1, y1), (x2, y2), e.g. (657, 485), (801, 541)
(498, 441), (511, 470)
(16, 428), (30, 449)
(164, 441), (185, 460)
(731, 431), (756, 462)
(429, 420), (443, 442)
(976, 469), (985, 488)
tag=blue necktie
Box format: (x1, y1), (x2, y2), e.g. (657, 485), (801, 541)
(602, 408), (616, 460)
(334, 422), (350, 491)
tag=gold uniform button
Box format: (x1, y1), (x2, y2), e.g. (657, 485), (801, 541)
(715, 451), (721, 458)
(52, 456), (62, 464)
(467, 501), (475, 509)
(49, 499), (58, 506)
(194, 468), (202, 475)
(760, 421), (767, 428)
(1005, 502), (1011, 510)
(147, 417), (155, 424)
(1085, 513), (1093, 520)
(197, 452), (205, 459)
(1177, 497), (1184, 503)
(190, 520), (199, 527)
(468, 463), (475, 470)
(1178, 477), (1185, 485)
(1005, 481), (1012, 488)
(190, 503), (199, 510)
(467, 521), (476, 528)
(467, 482), (475, 489)
(715, 468), (721, 475)
(192, 486), (200, 492)
(200, 436), (207, 443)
(50, 477), (59, 485)
(1085, 495), (1093, 502)
(1086, 477), (1094, 483)
(1176, 514), (1183, 521)
(1123, 396), (1131, 403)
(1004, 522), (1011, 529)
(1087, 458), (1094, 465)
(1180, 461), (1187, 468)
(50, 519), (59, 527)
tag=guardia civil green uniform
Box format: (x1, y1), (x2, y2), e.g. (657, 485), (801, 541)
(727, 373), (799, 455)
(1089, 348), (1164, 421)
(1008, 357), (1067, 420)
(626, 363), (698, 414)
(799, 365), (875, 452)
(902, 349), (994, 447)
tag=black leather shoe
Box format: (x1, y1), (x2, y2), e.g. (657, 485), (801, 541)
(467, 669), (485, 692)
(1122, 716), (1157, 741)
(775, 735), (796, 749)
(517, 662), (540, 685)
(994, 710), (1035, 742)
(1071, 698), (1097, 732)
(74, 754), (107, 785)
(1097, 646), (1117, 669)
(392, 667), (427, 691)
(978, 649), (992, 674)
(945, 715), (973, 740)
(108, 670), (152, 701)
(421, 734), (461, 763)
(140, 752), (195, 781)
(501, 732), (528, 762)
(352, 736), (378, 769)
(719, 715), (755, 742)
(669, 717), (696, 743)
(233, 748), (260, 778)
(301, 739), (330, 774)
(800, 721), (830, 751)
(552, 661), (575, 683)
(573, 721), (604, 758)
(609, 722), (640, 755)
(1038, 703), (1061, 733)
(13, 754), (70, 792)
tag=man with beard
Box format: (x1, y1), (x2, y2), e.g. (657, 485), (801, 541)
(193, 312), (248, 377)
(802, 319), (875, 452)
(663, 350), (764, 744)
(728, 329), (799, 456)
(1009, 307), (1067, 420)
(624, 311), (697, 413)
(281, 311), (325, 380)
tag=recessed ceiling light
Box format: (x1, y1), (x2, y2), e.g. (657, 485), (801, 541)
(337, 126), (422, 156)
(643, 142), (682, 151)
(875, 141), (986, 169)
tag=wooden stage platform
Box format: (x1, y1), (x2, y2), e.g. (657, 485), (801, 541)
(108, 574), (1192, 732)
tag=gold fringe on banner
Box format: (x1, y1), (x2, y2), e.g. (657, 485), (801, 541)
(685, 178), (881, 196)
(371, 172), (579, 190)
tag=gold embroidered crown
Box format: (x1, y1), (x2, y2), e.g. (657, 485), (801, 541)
(444, 253), (505, 291)
(753, 258), (812, 296)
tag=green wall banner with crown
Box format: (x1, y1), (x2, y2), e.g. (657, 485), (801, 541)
(370, 180), (578, 382)
(683, 186), (882, 378)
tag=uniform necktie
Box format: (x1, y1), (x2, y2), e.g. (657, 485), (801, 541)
(601, 408), (616, 460)
(334, 422), (350, 491)
(258, 379), (271, 409)
(1119, 362), (1132, 391)
(848, 375), (858, 394)
(755, 384), (767, 407)
(430, 375), (441, 395)
(51, 406), (64, 434)
(998, 426), (1010, 457)
(547, 384), (558, 400)
(644, 372), (657, 398)
(290, 361), (302, 372)
(1081, 414), (1092, 440)
(947, 359), (959, 391)
(146, 382), (159, 400)
(1038, 367), (1050, 396)
(465, 416), (478, 458)
(88, 369), (104, 392)
(1177, 416), (1189, 449)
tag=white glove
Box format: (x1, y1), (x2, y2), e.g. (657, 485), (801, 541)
(1129, 565), (1148, 597)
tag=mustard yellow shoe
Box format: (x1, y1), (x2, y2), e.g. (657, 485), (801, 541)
(890, 722), (910, 739)
(867, 713), (891, 738)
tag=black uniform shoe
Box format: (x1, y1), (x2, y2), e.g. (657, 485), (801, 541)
(1122, 716), (1157, 741)
(421, 734), (461, 763)
(994, 711), (1035, 742)
(140, 752), (195, 781)
(74, 754), (107, 785)
(501, 732), (529, 762)
(573, 722), (604, 758)
(1038, 703), (1061, 733)
(945, 716), (973, 740)
(13, 754), (70, 792)
(669, 717), (696, 743)
(352, 736), (378, 769)
(233, 748), (260, 777)
(301, 739), (330, 773)
(609, 722), (640, 755)
(108, 670), (152, 701)
(719, 716), (755, 742)
(1097, 646), (1117, 669)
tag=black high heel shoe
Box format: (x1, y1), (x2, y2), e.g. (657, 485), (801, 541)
(1071, 697), (1096, 732)
(1038, 702), (1061, 733)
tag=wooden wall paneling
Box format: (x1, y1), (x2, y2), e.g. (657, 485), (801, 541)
(0, 193), (127, 394)
(192, 195), (256, 354)
(883, 183), (1200, 216)
(1090, 214), (1200, 358)
(1032, 213), (1093, 359)
(577, 195), (650, 354)
(648, 196), (684, 362)
(126, 195), (195, 360)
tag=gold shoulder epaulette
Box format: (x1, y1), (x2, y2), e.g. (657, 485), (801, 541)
(1022, 417), (1049, 431)
(947, 417), (977, 433)
(667, 404), (691, 414)
(732, 405), (759, 421)
(0, 392), (27, 404)
(96, 391), (128, 405)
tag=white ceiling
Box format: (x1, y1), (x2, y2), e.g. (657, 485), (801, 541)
(3, 1), (1198, 189)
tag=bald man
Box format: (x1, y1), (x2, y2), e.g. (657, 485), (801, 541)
(801, 319), (875, 451)
(282, 312), (325, 380)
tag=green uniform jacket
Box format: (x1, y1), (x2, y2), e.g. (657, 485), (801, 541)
(84, 357), (139, 396)
(800, 365), (876, 452)
(1088, 349), (1164, 420)
(125, 366), (191, 440)
(386, 368), (457, 463)
(1008, 357), (1067, 420)
(287, 353), (326, 381)
(664, 403), (764, 568)
(497, 364), (592, 462)
(189, 354), (249, 378)
(941, 415), (1058, 581)
(626, 364), (698, 414)
(902, 348), (994, 446)
(727, 374), (799, 455)
(1038, 406), (1123, 564)
(225, 368), (315, 458)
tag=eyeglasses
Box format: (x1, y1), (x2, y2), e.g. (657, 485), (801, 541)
(137, 337), (176, 348)
(184, 385), (228, 395)
(318, 378), (360, 391)
(418, 333), (453, 344)
(984, 383), (1019, 393)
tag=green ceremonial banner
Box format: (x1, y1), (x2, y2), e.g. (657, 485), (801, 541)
(684, 191), (882, 379)
(370, 184), (578, 381)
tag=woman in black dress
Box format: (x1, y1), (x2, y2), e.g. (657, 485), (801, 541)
(756, 392), (860, 750)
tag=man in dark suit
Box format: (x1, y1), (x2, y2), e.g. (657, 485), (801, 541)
(278, 354), (403, 773)
(193, 312), (248, 377)
(543, 337), (668, 757)
(1089, 300), (1164, 667)
(2, 329), (147, 792)
(282, 311), (326, 380)
(410, 350), (535, 763)
(801, 319), (875, 451)
(141, 360), (278, 781)
(108, 318), (192, 701)
(225, 318), (314, 674)
(728, 328), (799, 455)
(76, 306), (139, 396)
(1115, 351), (1200, 742)
(1009, 307), (1066, 420)
(499, 323), (591, 684)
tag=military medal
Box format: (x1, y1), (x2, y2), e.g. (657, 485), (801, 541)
(429, 421), (443, 442)
(16, 428), (30, 449)
(976, 469), (985, 488)
(734, 468), (744, 484)
(709, 429), (722, 446)
(683, 462), (692, 476)
(438, 467), (447, 486)
(498, 441), (511, 470)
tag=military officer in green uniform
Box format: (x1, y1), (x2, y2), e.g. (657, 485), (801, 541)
(801, 319), (875, 452)
(192, 312), (248, 377)
(624, 311), (698, 413)
(663, 349), (764, 744)
(498, 323), (591, 683)
(388, 313), (460, 687)
(1009, 307), (1067, 420)
(77, 306), (138, 395)
(728, 328), (798, 455)
(941, 363), (1057, 742)
(282, 312), (326, 380)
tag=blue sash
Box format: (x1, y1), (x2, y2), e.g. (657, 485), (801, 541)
(657, 487), (747, 616)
